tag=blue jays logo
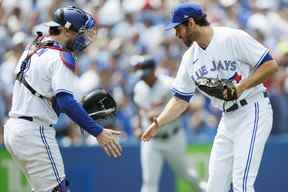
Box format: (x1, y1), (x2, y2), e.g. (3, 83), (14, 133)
(192, 59), (238, 80)
(210, 60), (236, 71)
(229, 72), (242, 83)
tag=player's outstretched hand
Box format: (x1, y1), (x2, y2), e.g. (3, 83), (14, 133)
(141, 123), (159, 142)
(96, 129), (122, 158)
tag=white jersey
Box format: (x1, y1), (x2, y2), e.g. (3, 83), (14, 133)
(172, 26), (269, 110)
(134, 75), (179, 135)
(9, 39), (78, 124)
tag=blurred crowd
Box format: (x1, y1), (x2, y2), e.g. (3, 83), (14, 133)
(0, 0), (288, 146)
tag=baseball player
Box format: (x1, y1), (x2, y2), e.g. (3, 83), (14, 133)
(133, 56), (203, 192)
(3, 6), (122, 192)
(142, 3), (278, 192)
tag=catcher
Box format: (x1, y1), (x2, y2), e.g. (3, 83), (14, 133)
(4, 6), (121, 192)
(142, 3), (278, 192)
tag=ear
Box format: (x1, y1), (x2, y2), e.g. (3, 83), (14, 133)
(62, 28), (71, 35)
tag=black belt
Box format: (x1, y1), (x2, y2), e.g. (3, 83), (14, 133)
(17, 116), (53, 127)
(224, 92), (268, 113)
(154, 127), (179, 140)
(18, 116), (33, 121)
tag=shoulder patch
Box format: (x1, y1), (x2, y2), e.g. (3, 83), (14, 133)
(60, 51), (76, 72)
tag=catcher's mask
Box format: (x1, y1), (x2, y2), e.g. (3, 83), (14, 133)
(82, 89), (117, 127)
(44, 6), (97, 53)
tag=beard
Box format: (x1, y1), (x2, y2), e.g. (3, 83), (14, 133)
(183, 38), (193, 47)
(65, 38), (75, 52)
(183, 28), (198, 47)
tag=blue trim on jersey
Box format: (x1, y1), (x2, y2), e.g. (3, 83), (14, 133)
(173, 92), (192, 102)
(171, 87), (194, 96)
(256, 52), (273, 68)
(255, 49), (271, 69)
(39, 126), (61, 185)
(172, 91), (192, 102)
(243, 102), (259, 192)
(55, 89), (73, 95)
(55, 92), (103, 137)
(60, 51), (76, 72)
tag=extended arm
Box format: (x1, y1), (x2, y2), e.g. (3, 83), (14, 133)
(155, 96), (189, 127)
(55, 92), (103, 136)
(141, 96), (189, 141)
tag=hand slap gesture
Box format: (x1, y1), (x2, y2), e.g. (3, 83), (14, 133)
(141, 122), (160, 142)
(96, 129), (122, 158)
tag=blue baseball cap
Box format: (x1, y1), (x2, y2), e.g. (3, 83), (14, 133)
(165, 3), (206, 30)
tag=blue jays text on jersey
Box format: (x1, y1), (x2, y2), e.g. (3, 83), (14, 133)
(192, 59), (237, 80)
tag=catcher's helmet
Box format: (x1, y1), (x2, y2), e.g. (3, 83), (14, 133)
(42, 6), (96, 52)
(82, 89), (117, 127)
(45, 6), (95, 34)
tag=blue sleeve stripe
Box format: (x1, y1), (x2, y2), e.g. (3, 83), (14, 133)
(255, 52), (273, 68)
(55, 89), (73, 95)
(173, 92), (192, 102)
(255, 49), (271, 68)
(171, 88), (194, 96)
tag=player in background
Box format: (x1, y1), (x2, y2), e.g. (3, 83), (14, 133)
(142, 2), (278, 192)
(132, 56), (204, 192)
(3, 6), (122, 192)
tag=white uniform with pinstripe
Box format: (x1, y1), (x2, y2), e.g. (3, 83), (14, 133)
(4, 39), (77, 192)
(172, 26), (273, 192)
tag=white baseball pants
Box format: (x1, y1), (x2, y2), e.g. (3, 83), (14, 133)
(207, 97), (272, 192)
(4, 118), (65, 192)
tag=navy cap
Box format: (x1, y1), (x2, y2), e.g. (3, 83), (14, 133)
(165, 3), (205, 30)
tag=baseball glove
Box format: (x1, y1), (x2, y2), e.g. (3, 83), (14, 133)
(195, 78), (238, 101)
(82, 89), (117, 127)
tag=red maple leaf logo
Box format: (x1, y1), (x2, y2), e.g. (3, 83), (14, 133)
(229, 72), (242, 83)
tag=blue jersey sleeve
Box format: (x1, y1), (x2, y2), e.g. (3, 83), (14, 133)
(55, 92), (103, 137)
